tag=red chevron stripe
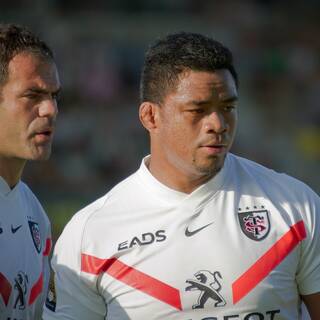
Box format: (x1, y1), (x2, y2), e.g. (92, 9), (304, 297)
(0, 272), (12, 306)
(81, 254), (182, 310)
(43, 238), (52, 256)
(29, 272), (43, 305)
(232, 220), (306, 304)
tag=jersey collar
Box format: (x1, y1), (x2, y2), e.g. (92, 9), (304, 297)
(138, 156), (188, 205)
(0, 176), (20, 197)
(137, 154), (230, 206)
(185, 154), (230, 204)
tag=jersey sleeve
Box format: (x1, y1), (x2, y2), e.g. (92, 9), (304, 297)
(22, 183), (53, 316)
(296, 188), (320, 295)
(42, 212), (106, 320)
(42, 218), (52, 307)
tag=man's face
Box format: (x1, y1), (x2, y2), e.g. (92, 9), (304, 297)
(154, 69), (238, 181)
(0, 52), (60, 161)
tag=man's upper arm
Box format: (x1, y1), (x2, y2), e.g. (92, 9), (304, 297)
(43, 214), (106, 320)
(302, 292), (320, 319)
(296, 190), (320, 294)
(43, 262), (105, 320)
(294, 188), (320, 320)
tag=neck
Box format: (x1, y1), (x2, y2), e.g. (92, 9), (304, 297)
(147, 156), (215, 194)
(0, 157), (26, 188)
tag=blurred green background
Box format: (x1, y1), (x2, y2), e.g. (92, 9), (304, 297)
(1, 0), (319, 241)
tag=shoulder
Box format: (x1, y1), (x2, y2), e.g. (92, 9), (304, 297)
(229, 154), (320, 236)
(228, 154), (320, 224)
(57, 170), (141, 245)
(52, 171), (141, 272)
(18, 181), (50, 226)
(71, 170), (140, 224)
(228, 153), (318, 200)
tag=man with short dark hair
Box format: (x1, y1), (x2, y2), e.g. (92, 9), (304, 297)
(44, 32), (319, 319)
(0, 24), (60, 319)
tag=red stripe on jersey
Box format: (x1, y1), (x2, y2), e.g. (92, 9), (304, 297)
(81, 254), (182, 310)
(232, 220), (306, 304)
(43, 238), (52, 256)
(0, 272), (12, 306)
(29, 272), (43, 305)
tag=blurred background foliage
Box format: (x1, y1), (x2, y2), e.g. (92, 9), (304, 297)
(1, 0), (319, 241)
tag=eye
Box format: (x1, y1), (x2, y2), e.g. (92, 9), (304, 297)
(24, 93), (40, 101)
(223, 105), (236, 112)
(188, 108), (205, 114)
(52, 92), (61, 102)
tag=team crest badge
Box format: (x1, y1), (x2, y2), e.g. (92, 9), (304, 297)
(28, 221), (42, 253)
(238, 210), (270, 241)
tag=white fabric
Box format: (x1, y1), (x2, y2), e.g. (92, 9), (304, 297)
(0, 177), (51, 320)
(43, 154), (319, 320)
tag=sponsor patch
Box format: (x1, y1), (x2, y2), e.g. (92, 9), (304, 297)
(117, 230), (166, 251)
(13, 271), (29, 310)
(45, 271), (57, 312)
(186, 270), (226, 309)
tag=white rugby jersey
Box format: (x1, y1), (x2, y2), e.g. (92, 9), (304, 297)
(0, 177), (51, 320)
(44, 154), (319, 320)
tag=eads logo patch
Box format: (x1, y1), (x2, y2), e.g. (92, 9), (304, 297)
(238, 207), (270, 241)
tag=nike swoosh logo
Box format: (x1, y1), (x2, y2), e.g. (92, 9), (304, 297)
(11, 225), (22, 233)
(185, 222), (214, 237)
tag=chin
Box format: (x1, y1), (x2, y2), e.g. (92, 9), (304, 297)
(195, 156), (225, 175)
(36, 154), (51, 161)
(196, 165), (221, 176)
(29, 148), (52, 161)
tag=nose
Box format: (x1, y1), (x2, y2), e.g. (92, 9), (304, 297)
(38, 98), (58, 119)
(204, 111), (227, 134)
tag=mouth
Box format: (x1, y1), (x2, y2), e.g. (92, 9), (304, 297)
(200, 144), (227, 155)
(34, 128), (54, 143)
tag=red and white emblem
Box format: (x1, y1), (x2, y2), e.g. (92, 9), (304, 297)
(238, 210), (270, 241)
(28, 221), (42, 253)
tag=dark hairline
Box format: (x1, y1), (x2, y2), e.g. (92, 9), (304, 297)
(0, 24), (54, 89)
(140, 32), (238, 105)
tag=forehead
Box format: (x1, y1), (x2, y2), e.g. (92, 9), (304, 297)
(168, 69), (237, 103)
(7, 52), (60, 90)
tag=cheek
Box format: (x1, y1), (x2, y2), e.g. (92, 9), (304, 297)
(230, 113), (238, 133)
(165, 121), (198, 156)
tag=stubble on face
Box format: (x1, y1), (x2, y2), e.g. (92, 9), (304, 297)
(150, 69), (238, 192)
(191, 153), (226, 176)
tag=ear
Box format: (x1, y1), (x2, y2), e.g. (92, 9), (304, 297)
(139, 101), (160, 132)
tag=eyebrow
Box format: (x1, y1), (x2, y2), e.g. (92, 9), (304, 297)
(27, 87), (61, 95)
(189, 95), (238, 106)
(189, 99), (211, 106)
(220, 95), (238, 103)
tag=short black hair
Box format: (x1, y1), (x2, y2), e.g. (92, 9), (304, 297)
(140, 32), (238, 104)
(0, 23), (54, 87)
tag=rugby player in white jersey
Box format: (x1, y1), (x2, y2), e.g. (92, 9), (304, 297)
(44, 32), (319, 320)
(0, 24), (60, 319)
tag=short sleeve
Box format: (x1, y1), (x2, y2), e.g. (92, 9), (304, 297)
(42, 214), (106, 320)
(42, 219), (52, 304)
(296, 189), (320, 295)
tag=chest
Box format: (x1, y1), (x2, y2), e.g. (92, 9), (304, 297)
(0, 200), (45, 318)
(83, 198), (304, 319)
